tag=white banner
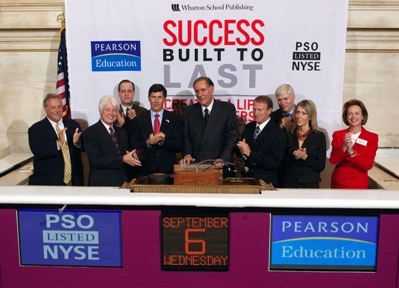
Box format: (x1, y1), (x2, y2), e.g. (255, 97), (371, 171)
(65, 0), (348, 151)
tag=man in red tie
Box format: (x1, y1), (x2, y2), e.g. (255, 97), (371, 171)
(130, 84), (183, 175)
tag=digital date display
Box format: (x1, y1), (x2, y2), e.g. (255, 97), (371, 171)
(161, 214), (229, 271)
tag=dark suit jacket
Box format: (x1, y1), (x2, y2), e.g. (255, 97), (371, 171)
(241, 120), (286, 186)
(116, 103), (147, 132)
(182, 99), (239, 163)
(28, 117), (84, 186)
(330, 127), (378, 189)
(130, 110), (183, 175)
(270, 108), (284, 125)
(283, 129), (326, 188)
(82, 120), (129, 186)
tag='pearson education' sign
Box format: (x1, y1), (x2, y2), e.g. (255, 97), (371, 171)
(270, 215), (379, 271)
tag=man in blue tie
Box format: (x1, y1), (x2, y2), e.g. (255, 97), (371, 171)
(237, 96), (286, 187)
(270, 84), (297, 187)
(270, 84), (296, 132)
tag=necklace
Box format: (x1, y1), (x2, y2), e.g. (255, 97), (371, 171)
(296, 128), (311, 141)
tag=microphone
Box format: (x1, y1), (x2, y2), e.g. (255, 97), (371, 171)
(240, 166), (249, 177)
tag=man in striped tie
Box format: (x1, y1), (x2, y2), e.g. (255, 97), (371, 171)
(28, 93), (84, 185)
(82, 95), (141, 186)
(237, 96), (286, 187)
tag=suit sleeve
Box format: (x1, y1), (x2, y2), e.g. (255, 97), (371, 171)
(329, 131), (347, 165)
(82, 128), (124, 169)
(346, 132), (378, 171)
(249, 128), (286, 169)
(130, 118), (149, 151)
(298, 132), (326, 172)
(182, 109), (193, 157)
(28, 124), (59, 159)
(161, 115), (183, 153)
(218, 104), (239, 161)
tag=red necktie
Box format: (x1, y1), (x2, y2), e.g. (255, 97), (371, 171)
(154, 114), (160, 134)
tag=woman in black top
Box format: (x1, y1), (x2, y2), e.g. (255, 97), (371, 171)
(283, 99), (326, 188)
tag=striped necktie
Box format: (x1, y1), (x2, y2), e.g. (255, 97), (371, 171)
(55, 123), (72, 184)
(253, 126), (260, 140)
(109, 126), (120, 153)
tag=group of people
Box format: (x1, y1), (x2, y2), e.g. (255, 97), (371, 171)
(28, 77), (378, 189)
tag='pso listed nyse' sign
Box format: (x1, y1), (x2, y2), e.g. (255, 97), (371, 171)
(18, 209), (122, 267)
(270, 215), (379, 271)
(162, 214), (229, 271)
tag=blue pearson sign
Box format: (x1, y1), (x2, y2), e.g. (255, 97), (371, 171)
(18, 209), (122, 267)
(270, 215), (379, 271)
(91, 41), (141, 72)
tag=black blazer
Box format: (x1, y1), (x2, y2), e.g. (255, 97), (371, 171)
(241, 120), (286, 186)
(283, 129), (326, 188)
(130, 110), (183, 175)
(82, 120), (129, 186)
(28, 117), (84, 186)
(116, 103), (147, 132)
(182, 99), (239, 162)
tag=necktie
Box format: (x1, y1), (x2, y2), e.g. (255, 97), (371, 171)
(204, 108), (210, 125)
(109, 126), (120, 153)
(154, 113), (160, 134)
(55, 123), (72, 184)
(125, 107), (129, 116)
(253, 126), (260, 140)
(284, 113), (291, 119)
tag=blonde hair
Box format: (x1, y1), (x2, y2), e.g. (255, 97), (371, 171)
(292, 99), (322, 132)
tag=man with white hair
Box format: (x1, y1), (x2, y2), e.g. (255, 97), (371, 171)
(82, 95), (141, 186)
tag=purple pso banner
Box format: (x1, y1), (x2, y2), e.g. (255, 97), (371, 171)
(18, 209), (122, 267)
(270, 215), (379, 271)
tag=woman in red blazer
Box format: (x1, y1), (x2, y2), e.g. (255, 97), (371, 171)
(330, 99), (378, 189)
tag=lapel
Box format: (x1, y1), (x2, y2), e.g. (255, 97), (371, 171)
(192, 103), (206, 138)
(143, 111), (154, 133)
(201, 99), (218, 145)
(160, 110), (171, 133)
(246, 122), (257, 147)
(353, 127), (368, 153)
(43, 118), (58, 141)
(251, 120), (272, 149)
(97, 121), (119, 153)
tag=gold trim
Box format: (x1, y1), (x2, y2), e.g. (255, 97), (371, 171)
(57, 12), (65, 28)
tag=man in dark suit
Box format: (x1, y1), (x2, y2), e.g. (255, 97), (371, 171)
(28, 93), (84, 185)
(237, 96), (286, 187)
(115, 79), (147, 132)
(270, 84), (296, 187)
(130, 84), (183, 175)
(270, 84), (296, 131)
(180, 76), (239, 168)
(82, 95), (141, 186)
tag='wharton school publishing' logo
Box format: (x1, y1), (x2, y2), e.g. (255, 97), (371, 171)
(270, 215), (379, 271)
(91, 41), (141, 72)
